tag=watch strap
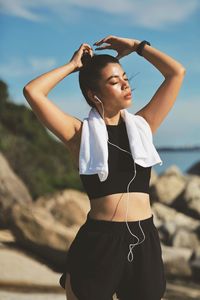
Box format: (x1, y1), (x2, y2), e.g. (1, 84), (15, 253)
(136, 40), (151, 56)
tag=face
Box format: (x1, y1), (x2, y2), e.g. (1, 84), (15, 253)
(95, 63), (132, 111)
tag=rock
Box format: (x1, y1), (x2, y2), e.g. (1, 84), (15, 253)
(0, 247), (60, 287)
(186, 161), (200, 176)
(190, 257), (200, 281)
(0, 292), (65, 300)
(162, 219), (177, 236)
(0, 229), (15, 244)
(152, 202), (199, 231)
(34, 188), (90, 227)
(152, 203), (200, 246)
(162, 244), (193, 278)
(150, 165), (186, 205)
(165, 278), (200, 299)
(149, 168), (158, 186)
(183, 177), (200, 218)
(8, 203), (82, 269)
(172, 228), (199, 250)
(0, 153), (32, 228)
(194, 245), (200, 258)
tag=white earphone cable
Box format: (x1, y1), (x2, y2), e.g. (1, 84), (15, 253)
(96, 97), (146, 262)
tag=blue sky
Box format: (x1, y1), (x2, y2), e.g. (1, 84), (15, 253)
(0, 0), (199, 147)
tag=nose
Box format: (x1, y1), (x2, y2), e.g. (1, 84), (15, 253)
(121, 79), (129, 89)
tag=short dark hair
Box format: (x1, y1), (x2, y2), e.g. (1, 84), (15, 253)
(79, 53), (120, 108)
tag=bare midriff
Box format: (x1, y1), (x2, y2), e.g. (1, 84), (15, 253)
(88, 192), (153, 222)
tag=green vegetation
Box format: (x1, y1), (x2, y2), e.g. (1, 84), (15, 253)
(0, 80), (84, 200)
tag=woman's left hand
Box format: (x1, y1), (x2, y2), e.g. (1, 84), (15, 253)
(93, 35), (140, 59)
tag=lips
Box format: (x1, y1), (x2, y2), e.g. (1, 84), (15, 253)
(124, 92), (132, 98)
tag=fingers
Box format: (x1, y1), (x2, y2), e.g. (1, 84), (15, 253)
(88, 48), (94, 57)
(78, 43), (93, 52)
(93, 37), (105, 45)
(80, 43), (92, 49)
(78, 43), (94, 57)
(93, 36), (111, 46)
(94, 44), (112, 51)
(93, 40), (104, 46)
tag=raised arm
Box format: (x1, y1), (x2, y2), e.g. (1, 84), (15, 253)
(23, 43), (93, 145)
(132, 39), (186, 134)
(94, 35), (186, 134)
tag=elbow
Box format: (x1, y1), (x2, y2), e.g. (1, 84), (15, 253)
(165, 65), (186, 78)
(177, 66), (186, 76)
(180, 67), (186, 75)
(167, 67), (186, 78)
(23, 85), (43, 99)
(23, 85), (30, 97)
(23, 85), (36, 99)
(23, 85), (36, 104)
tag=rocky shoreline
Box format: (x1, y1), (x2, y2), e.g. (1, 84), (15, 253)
(0, 152), (200, 299)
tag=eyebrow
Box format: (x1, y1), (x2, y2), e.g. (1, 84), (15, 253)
(106, 72), (127, 82)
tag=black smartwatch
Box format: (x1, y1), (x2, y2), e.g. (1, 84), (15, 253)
(136, 40), (151, 56)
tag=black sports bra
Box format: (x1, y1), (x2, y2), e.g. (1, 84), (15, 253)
(79, 119), (152, 200)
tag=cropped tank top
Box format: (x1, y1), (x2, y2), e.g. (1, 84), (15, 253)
(79, 118), (152, 200)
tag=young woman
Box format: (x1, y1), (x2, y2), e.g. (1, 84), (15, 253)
(23, 35), (186, 300)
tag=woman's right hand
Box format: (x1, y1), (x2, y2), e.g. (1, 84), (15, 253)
(69, 43), (93, 72)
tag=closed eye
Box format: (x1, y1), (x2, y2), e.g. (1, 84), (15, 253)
(111, 78), (129, 85)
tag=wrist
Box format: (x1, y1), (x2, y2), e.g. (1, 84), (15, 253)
(135, 40), (151, 56)
(131, 39), (141, 52)
(68, 60), (78, 73)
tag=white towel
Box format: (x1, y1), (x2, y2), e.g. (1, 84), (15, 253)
(79, 107), (163, 181)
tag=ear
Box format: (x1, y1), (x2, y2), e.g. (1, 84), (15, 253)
(87, 89), (96, 104)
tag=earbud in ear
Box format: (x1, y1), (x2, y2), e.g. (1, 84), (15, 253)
(94, 95), (102, 103)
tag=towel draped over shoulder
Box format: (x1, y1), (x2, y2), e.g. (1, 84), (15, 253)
(79, 107), (163, 182)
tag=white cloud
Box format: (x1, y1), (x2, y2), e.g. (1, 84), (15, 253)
(29, 57), (57, 72)
(0, 0), (45, 22)
(0, 0), (199, 29)
(0, 56), (57, 78)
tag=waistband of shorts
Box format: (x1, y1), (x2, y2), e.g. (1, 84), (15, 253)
(81, 212), (155, 235)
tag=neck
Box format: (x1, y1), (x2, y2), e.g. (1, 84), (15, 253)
(95, 107), (123, 125)
(105, 113), (122, 125)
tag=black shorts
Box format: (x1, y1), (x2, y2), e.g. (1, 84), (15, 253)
(59, 213), (166, 300)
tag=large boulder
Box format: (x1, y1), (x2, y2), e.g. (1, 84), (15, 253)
(0, 153), (32, 228)
(162, 244), (193, 278)
(186, 161), (200, 176)
(172, 229), (199, 250)
(152, 202), (199, 231)
(34, 189), (90, 227)
(190, 257), (200, 281)
(8, 202), (83, 270)
(152, 202), (200, 250)
(152, 203), (200, 282)
(182, 176), (200, 218)
(150, 165), (187, 205)
(149, 167), (158, 186)
(0, 247), (61, 288)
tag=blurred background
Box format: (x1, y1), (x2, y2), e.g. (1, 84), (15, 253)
(0, 1), (200, 299)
